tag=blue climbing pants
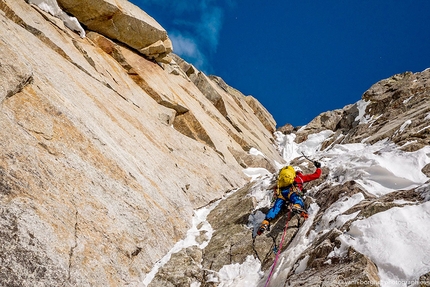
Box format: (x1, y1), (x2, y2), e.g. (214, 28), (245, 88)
(266, 197), (286, 221)
(265, 189), (304, 221)
(289, 192), (304, 208)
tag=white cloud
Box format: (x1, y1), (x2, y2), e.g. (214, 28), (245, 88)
(169, 32), (208, 71)
(169, 33), (198, 56)
(135, 0), (234, 72)
(198, 7), (224, 50)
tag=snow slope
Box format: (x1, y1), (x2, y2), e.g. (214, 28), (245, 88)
(342, 202), (430, 287)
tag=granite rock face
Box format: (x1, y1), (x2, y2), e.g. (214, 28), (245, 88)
(0, 0), (283, 285)
(0, 43), (33, 103)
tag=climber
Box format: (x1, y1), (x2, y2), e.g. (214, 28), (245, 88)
(257, 161), (322, 235)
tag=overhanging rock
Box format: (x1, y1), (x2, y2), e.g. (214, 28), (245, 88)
(57, 0), (172, 60)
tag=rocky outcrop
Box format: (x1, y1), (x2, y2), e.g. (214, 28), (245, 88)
(420, 272), (430, 287)
(57, 0), (173, 61)
(245, 95), (276, 134)
(294, 109), (345, 143)
(287, 69), (430, 152)
(358, 70), (430, 150)
(148, 246), (205, 287)
(287, 245), (380, 287)
(85, 31), (283, 166)
(191, 72), (228, 118)
(209, 76), (277, 134)
(229, 148), (277, 173)
(277, 123), (295, 135)
(183, 67), (281, 162)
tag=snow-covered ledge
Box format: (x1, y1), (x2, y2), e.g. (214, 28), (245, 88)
(27, 0), (86, 37)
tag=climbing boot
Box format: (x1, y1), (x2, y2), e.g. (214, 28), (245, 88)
(257, 219), (270, 235)
(290, 204), (309, 219)
(291, 204), (303, 212)
(300, 211), (309, 219)
(291, 204), (307, 215)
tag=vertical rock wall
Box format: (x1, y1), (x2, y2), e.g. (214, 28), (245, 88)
(0, 0), (283, 285)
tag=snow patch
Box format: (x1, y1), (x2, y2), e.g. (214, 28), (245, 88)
(327, 234), (350, 258)
(334, 210), (360, 229)
(417, 125), (430, 133)
(275, 132), (299, 163)
(401, 140), (418, 148)
(294, 255), (310, 274)
(243, 168), (271, 182)
(207, 256), (263, 287)
(249, 147), (265, 157)
(317, 193), (364, 231)
(141, 194), (230, 286)
(28, 0), (86, 37)
(323, 141), (430, 196)
(355, 100), (371, 124)
(396, 120), (412, 134)
(247, 175), (275, 210)
(276, 130), (334, 163)
(297, 130), (334, 157)
(392, 199), (415, 205)
(341, 202), (430, 286)
(403, 96), (414, 104)
(368, 114), (383, 128)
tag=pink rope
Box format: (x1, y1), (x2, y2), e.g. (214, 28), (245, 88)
(264, 210), (292, 287)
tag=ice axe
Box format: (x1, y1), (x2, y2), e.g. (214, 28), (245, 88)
(301, 151), (313, 162)
(301, 152), (321, 168)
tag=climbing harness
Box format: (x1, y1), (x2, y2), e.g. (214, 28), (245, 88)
(264, 208), (292, 287)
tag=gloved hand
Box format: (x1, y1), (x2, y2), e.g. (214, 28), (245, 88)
(313, 161), (321, 168)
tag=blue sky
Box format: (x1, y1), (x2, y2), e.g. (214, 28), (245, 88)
(130, 0), (430, 127)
